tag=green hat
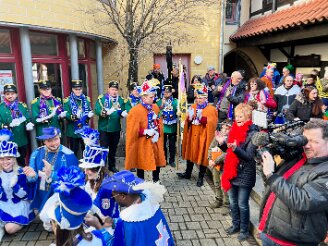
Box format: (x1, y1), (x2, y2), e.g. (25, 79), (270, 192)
(108, 80), (119, 89)
(4, 84), (17, 93)
(38, 80), (51, 89)
(284, 64), (294, 72)
(72, 80), (83, 88)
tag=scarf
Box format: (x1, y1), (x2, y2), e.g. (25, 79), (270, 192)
(104, 94), (122, 115)
(141, 102), (159, 130)
(221, 120), (253, 192)
(4, 99), (22, 119)
(39, 94), (63, 118)
(129, 94), (140, 107)
(70, 92), (90, 130)
(216, 79), (231, 110)
(258, 153), (307, 246)
(162, 97), (177, 125)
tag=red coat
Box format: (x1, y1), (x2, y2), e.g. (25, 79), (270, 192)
(125, 104), (166, 171)
(182, 104), (218, 166)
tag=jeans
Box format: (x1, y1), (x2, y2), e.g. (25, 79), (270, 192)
(260, 233), (281, 246)
(228, 185), (252, 232)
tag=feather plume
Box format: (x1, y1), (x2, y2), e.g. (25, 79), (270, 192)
(133, 181), (166, 205)
(52, 166), (85, 195)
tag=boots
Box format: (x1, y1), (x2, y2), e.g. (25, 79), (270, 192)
(177, 161), (193, 179)
(196, 165), (206, 187)
(210, 198), (223, 208)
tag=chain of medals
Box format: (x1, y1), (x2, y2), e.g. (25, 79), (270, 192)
(44, 148), (59, 190)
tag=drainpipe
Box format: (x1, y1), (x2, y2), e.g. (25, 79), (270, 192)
(272, 0), (277, 13)
(219, 0), (225, 73)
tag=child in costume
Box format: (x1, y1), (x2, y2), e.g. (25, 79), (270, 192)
(0, 130), (36, 241)
(85, 170), (175, 246)
(40, 166), (113, 245)
(207, 120), (232, 209)
(78, 127), (119, 219)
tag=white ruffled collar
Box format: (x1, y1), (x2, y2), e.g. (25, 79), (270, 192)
(119, 193), (160, 222)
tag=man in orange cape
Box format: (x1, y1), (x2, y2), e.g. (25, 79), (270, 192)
(178, 83), (218, 187)
(125, 79), (166, 182)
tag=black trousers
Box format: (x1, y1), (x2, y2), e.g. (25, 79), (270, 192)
(99, 131), (120, 168)
(17, 145), (27, 167)
(69, 137), (85, 158)
(137, 167), (161, 182)
(164, 133), (176, 164)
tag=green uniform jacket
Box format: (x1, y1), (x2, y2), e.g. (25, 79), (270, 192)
(0, 102), (31, 147)
(63, 96), (92, 138)
(124, 98), (140, 113)
(94, 94), (125, 132)
(156, 98), (178, 134)
(31, 97), (62, 137)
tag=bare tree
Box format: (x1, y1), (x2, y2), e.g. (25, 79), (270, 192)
(94, 0), (218, 85)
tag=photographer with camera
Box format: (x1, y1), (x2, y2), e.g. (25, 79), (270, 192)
(259, 118), (328, 245)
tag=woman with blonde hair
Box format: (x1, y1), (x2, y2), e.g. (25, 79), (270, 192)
(221, 103), (259, 241)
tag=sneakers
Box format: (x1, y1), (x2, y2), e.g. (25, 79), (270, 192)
(238, 232), (249, 241)
(225, 226), (240, 235)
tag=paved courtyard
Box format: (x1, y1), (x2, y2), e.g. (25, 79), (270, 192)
(1, 159), (258, 246)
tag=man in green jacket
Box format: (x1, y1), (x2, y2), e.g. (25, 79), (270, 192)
(95, 80), (127, 173)
(31, 80), (67, 142)
(0, 84), (34, 166)
(156, 84), (178, 167)
(63, 80), (93, 156)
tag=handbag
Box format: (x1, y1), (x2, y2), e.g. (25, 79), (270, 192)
(252, 109), (268, 128)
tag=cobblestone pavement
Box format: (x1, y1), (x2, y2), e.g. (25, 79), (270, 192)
(1, 160), (258, 246)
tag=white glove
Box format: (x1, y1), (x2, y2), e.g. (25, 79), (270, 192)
(49, 106), (59, 119)
(196, 109), (202, 119)
(59, 111), (67, 118)
(15, 187), (27, 198)
(152, 114), (157, 120)
(121, 110), (128, 118)
(144, 129), (155, 136)
(151, 132), (159, 143)
(76, 109), (82, 119)
(36, 117), (46, 123)
(106, 108), (116, 115)
(9, 119), (21, 128)
(188, 108), (194, 121)
(26, 122), (34, 131)
(88, 111), (94, 118)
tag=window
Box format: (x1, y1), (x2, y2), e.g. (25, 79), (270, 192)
(262, 0), (295, 10)
(226, 0), (240, 25)
(30, 32), (58, 56)
(0, 29), (12, 54)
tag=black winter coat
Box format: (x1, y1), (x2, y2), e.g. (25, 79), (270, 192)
(231, 124), (259, 188)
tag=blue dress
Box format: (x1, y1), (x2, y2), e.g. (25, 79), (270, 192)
(0, 168), (35, 225)
(28, 145), (79, 211)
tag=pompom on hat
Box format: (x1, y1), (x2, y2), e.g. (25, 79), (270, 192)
(0, 129), (20, 158)
(44, 166), (92, 230)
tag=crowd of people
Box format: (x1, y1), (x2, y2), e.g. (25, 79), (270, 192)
(0, 62), (327, 245)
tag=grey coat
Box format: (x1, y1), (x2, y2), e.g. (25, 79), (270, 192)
(260, 156), (328, 245)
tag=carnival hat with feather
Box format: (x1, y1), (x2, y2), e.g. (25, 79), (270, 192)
(0, 129), (20, 158)
(195, 83), (208, 98)
(140, 79), (159, 96)
(44, 166), (92, 230)
(79, 145), (109, 169)
(75, 126), (100, 146)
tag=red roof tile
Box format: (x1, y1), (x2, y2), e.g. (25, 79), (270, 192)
(230, 0), (328, 41)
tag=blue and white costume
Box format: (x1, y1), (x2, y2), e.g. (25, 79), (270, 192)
(0, 168), (35, 225)
(28, 127), (78, 211)
(101, 171), (175, 246)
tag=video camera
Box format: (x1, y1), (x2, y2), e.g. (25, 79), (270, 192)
(252, 121), (308, 161)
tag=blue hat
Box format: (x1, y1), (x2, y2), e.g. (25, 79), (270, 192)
(0, 129), (20, 158)
(75, 126), (100, 146)
(48, 166), (92, 230)
(79, 145), (109, 169)
(36, 127), (61, 140)
(101, 170), (144, 194)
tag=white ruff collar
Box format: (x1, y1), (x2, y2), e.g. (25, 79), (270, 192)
(119, 191), (160, 222)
